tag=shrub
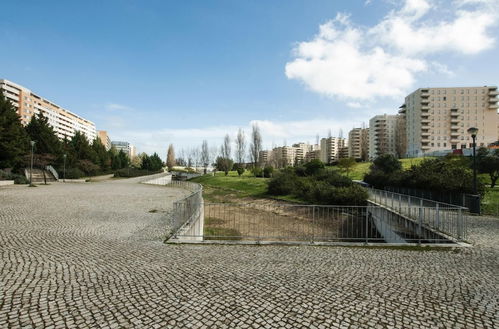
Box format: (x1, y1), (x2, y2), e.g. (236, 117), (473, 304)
(236, 167), (245, 176)
(114, 168), (162, 178)
(65, 168), (84, 179)
(263, 166), (274, 178)
(267, 171), (296, 195)
(0, 169), (29, 184)
(304, 159), (325, 176)
(251, 167), (263, 177)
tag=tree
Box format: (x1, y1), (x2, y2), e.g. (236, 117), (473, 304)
(25, 113), (62, 157)
(338, 158), (357, 178)
(201, 140), (210, 174)
(477, 147), (499, 188)
(166, 144), (175, 171)
(219, 134), (232, 176)
(0, 94), (29, 169)
(92, 138), (111, 171)
(215, 156), (233, 175)
(249, 123), (262, 169)
(235, 128), (246, 166)
(371, 154), (402, 174)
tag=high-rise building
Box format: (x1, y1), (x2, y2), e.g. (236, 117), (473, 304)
(111, 141), (135, 158)
(97, 130), (112, 151)
(348, 128), (369, 161)
(320, 137), (345, 164)
(0, 79), (97, 141)
(368, 114), (398, 160)
(401, 86), (499, 157)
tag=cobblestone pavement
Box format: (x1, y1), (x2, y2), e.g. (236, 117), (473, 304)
(1, 179), (498, 329)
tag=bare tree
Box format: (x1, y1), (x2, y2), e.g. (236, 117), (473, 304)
(201, 140), (210, 174)
(219, 134), (232, 175)
(166, 144), (175, 171)
(249, 123), (262, 168)
(235, 128), (246, 166)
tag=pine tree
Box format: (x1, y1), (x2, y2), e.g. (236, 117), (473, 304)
(0, 94), (29, 169)
(25, 113), (62, 156)
(166, 144), (175, 171)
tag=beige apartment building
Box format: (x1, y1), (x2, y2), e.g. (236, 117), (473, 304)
(0, 79), (97, 141)
(320, 137), (345, 164)
(98, 130), (112, 150)
(368, 114), (398, 160)
(348, 128), (369, 161)
(401, 86), (499, 157)
(111, 141), (136, 159)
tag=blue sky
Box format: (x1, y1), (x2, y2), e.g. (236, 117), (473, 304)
(1, 0), (498, 157)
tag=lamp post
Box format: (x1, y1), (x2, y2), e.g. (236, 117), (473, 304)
(63, 154), (67, 182)
(467, 127), (479, 195)
(29, 141), (36, 187)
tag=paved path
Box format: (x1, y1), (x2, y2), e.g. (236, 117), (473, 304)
(1, 179), (498, 328)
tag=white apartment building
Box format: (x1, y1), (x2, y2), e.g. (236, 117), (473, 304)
(401, 86), (499, 157)
(348, 128), (369, 161)
(320, 137), (345, 164)
(368, 114), (398, 160)
(0, 79), (97, 141)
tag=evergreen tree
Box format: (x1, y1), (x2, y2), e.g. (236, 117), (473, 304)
(25, 113), (62, 156)
(0, 94), (29, 169)
(92, 138), (111, 171)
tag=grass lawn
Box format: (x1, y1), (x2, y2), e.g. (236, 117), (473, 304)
(329, 157), (429, 180)
(190, 171), (269, 202)
(482, 187), (499, 216)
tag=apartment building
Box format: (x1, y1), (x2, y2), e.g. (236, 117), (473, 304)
(98, 130), (112, 151)
(348, 128), (369, 161)
(401, 86), (499, 157)
(111, 141), (135, 158)
(320, 137), (345, 164)
(259, 150), (271, 165)
(0, 79), (96, 141)
(368, 114), (398, 160)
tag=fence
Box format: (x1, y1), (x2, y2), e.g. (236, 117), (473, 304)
(170, 202), (462, 244)
(383, 186), (480, 214)
(168, 181), (204, 241)
(369, 188), (466, 241)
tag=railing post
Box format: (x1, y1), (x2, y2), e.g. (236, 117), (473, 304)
(418, 207), (423, 246)
(398, 194), (402, 214)
(435, 203), (440, 230)
(365, 207), (369, 245)
(408, 195), (411, 217)
(457, 208), (463, 241)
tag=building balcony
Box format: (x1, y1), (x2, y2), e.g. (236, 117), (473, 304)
(450, 118), (460, 123)
(489, 104), (499, 109)
(421, 145), (431, 150)
(421, 99), (430, 104)
(489, 91), (499, 96)
(489, 97), (498, 103)
(421, 106), (429, 111)
(421, 119), (431, 123)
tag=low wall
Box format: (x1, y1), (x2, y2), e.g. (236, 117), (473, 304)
(140, 172), (172, 185)
(0, 180), (15, 186)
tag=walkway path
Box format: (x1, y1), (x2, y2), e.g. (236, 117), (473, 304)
(1, 179), (498, 328)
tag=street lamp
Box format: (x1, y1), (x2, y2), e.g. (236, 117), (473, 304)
(467, 127), (479, 195)
(63, 154), (67, 182)
(29, 140), (36, 187)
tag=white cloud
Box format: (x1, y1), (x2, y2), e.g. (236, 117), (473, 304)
(106, 103), (134, 111)
(286, 0), (499, 102)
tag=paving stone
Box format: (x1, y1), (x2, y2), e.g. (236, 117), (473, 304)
(0, 178), (498, 328)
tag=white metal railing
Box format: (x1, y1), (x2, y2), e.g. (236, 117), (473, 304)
(369, 188), (466, 241)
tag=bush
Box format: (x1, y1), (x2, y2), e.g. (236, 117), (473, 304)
(267, 166), (367, 205)
(267, 171), (296, 195)
(236, 167), (245, 176)
(114, 168), (162, 178)
(251, 167), (263, 177)
(263, 166), (274, 178)
(65, 168), (84, 179)
(0, 169), (29, 184)
(304, 159), (325, 176)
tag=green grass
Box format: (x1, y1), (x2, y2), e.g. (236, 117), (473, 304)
(190, 171), (269, 202)
(328, 157), (429, 180)
(204, 227), (242, 240)
(482, 187), (499, 216)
